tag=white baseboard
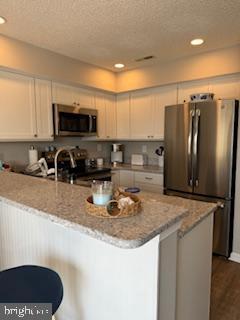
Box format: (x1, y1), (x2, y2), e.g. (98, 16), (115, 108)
(229, 252), (240, 263)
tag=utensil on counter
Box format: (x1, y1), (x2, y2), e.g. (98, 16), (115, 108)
(155, 146), (164, 167)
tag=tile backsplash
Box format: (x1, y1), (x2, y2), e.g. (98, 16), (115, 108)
(0, 139), (164, 170)
(119, 141), (164, 165)
(0, 138), (112, 170)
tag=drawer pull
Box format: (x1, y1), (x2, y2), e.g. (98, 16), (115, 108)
(145, 177), (153, 180)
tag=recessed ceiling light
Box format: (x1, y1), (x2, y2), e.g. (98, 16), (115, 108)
(114, 63), (125, 69)
(191, 38), (204, 46)
(0, 16), (7, 24)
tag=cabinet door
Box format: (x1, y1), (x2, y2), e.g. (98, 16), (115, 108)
(95, 93), (106, 138)
(76, 87), (95, 109)
(116, 93), (130, 139)
(35, 79), (54, 140)
(0, 71), (37, 140)
(130, 90), (154, 139)
(208, 75), (240, 100)
(52, 82), (75, 105)
(111, 170), (120, 188)
(105, 95), (117, 139)
(119, 170), (134, 187)
(153, 85), (177, 139)
(177, 80), (209, 104)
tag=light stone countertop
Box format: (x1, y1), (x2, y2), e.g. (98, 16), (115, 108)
(109, 163), (163, 174)
(0, 172), (216, 248)
(139, 192), (217, 238)
(0, 172), (187, 249)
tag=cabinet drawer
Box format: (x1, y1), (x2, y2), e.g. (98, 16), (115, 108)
(136, 182), (163, 193)
(134, 172), (163, 186)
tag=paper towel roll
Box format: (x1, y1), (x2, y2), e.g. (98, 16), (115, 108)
(28, 146), (38, 165)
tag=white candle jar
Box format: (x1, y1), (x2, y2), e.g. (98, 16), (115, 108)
(91, 181), (113, 206)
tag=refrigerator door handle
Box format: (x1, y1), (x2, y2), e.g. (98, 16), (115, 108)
(188, 109), (195, 186)
(193, 109), (201, 186)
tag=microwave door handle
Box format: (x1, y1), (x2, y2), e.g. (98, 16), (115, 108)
(89, 115), (92, 132)
(193, 109), (200, 187)
(188, 109), (195, 186)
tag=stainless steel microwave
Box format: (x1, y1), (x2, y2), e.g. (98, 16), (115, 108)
(53, 104), (97, 137)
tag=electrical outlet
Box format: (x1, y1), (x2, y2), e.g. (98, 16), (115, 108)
(142, 145), (147, 153)
(97, 144), (102, 152)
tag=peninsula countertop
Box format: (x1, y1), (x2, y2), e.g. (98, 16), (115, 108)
(0, 172), (187, 249)
(0, 172), (216, 248)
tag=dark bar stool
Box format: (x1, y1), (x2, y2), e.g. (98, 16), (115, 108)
(0, 265), (63, 320)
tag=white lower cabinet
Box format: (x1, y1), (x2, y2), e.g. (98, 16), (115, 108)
(176, 214), (213, 320)
(119, 170), (134, 187)
(111, 169), (163, 193)
(135, 172), (163, 193)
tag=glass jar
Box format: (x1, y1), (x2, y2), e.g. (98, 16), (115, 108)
(91, 180), (113, 206)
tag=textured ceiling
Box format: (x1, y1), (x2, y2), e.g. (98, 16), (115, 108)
(0, 0), (240, 72)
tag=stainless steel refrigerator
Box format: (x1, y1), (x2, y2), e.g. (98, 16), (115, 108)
(164, 99), (239, 257)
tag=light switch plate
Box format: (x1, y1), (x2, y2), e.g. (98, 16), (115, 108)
(97, 144), (102, 152)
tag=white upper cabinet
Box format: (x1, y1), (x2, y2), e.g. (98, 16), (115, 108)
(208, 75), (240, 100)
(35, 79), (54, 140)
(130, 90), (154, 139)
(52, 82), (95, 108)
(116, 93), (130, 139)
(105, 95), (117, 139)
(75, 87), (95, 109)
(0, 71), (37, 140)
(177, 79), (210, 104)
(152, 85), (177, 139)
(52, 82), (74, 105)
(95, 93), (116, 139)
(129, 85), (177, 140)
(95, 92), (106, 138)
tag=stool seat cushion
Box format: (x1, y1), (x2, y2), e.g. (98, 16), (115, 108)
(0, 265), (63, 315)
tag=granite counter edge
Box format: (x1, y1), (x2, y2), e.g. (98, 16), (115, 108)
(0, 196), (187, 249)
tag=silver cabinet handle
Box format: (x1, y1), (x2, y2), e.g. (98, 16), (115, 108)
(188, 109), (195, 186)
(193, 109), (200, 187)
(145, 177), (153, 180)
(89, 115), (93, 133)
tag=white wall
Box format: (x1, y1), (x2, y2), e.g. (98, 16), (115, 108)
(116, 45), (240, 92)
(0, 35), (116, 92)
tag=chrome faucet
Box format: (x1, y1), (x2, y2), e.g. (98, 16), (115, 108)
(54, 147), (77, 181)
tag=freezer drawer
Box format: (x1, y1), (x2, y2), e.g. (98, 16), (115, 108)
(213, 199), (233, 257)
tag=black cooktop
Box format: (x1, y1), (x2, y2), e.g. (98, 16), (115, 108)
(76, 167), (111, 177)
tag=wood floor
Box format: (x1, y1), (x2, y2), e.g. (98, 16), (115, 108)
(210, 256), (240, 320)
